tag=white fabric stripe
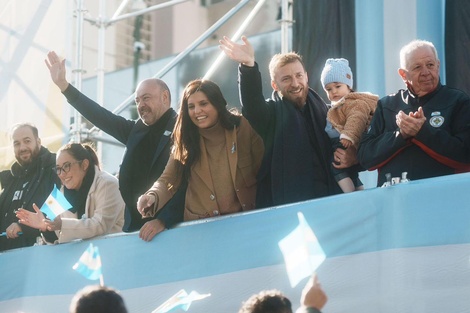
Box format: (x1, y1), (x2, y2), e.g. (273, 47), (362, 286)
(44, 195), (66, 217)
(3, 244), (469, 313)
(383, 0), (417, 95)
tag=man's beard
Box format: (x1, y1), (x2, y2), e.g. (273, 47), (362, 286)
(17, 145), (40, 166)
(285, 91), (308, 109)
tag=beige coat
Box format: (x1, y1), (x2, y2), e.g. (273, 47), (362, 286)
(147, 117), (264, 221)
(54, 167), (125, 243)
(327, 92), (379, 148)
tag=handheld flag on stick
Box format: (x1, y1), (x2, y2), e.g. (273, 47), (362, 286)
(152, 289), (211, 313)
(40, 185), (72, 220)
(73, 243), (104, 286)
(278, 212), (326, 288)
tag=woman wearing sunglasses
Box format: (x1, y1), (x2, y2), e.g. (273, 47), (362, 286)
(16, 143), (125, 243)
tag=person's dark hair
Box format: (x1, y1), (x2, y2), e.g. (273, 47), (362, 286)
(172, 79), (241, 179)
(9, 123), (39, 140)
(69, 285), (127, 313)
(238, 290), (293, 313)
(58, 143), (100, 170)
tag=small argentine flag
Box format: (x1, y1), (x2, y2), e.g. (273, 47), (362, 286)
(73, 243), (103, 284)
(152, 289), (211, 313)
(278, 212), (326, 288)
(40, 186), (71, 220)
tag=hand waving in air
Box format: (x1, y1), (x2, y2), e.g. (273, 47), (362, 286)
(44, 51), (70, 92)
(219, 35), (256, 67)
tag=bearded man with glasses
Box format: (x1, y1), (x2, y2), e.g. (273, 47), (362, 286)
(0, 123), (60, 251)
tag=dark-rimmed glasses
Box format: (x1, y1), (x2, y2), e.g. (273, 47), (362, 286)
(55, 161), (82, 175)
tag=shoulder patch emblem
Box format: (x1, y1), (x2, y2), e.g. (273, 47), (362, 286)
(429, 111), (444, 128)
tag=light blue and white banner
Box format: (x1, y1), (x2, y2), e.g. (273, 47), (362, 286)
(1, 173), (470, 313)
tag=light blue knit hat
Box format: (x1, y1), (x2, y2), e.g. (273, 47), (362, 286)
(320, 58), (353, 89)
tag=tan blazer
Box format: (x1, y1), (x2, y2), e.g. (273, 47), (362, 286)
(147, 117), (264, 221)
(54, 167), (125, 243)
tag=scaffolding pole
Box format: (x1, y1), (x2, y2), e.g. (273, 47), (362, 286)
(280, 0), (292, 53)
(74, 0), (191, 137)
(101, 0), (251, 121)
(71, 0), (85, 143)
(204, 0), (267, 80)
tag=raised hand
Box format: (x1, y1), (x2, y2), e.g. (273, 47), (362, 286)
(44, 51), (69, 91)
(219, 35), (255, 67)
(300, 274), (328, 310)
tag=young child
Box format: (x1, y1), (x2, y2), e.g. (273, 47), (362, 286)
(320, 58), (378, 193)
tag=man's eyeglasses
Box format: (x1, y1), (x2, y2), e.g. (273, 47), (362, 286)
(55, 161), (82, 175)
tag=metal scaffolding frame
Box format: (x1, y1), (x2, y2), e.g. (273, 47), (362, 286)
(70, 0), (292, 145)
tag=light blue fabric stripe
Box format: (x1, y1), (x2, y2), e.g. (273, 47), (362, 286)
(355, 0), (386, 96)
(1, 173), (469, 301)
(416, 0), (446, 82)
(73, 262), (101, 280)
(356, 0), (447, 95)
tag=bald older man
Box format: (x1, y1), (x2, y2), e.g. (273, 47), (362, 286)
(46, 51), (185, 241)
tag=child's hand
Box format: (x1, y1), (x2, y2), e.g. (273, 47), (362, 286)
(340, 138), (353, 148)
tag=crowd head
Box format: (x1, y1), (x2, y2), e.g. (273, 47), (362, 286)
(69, 285), (128, 313)
(238, 289), (293, 313)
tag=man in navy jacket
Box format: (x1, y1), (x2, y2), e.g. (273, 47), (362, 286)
(358, 39), (470, 186)
(220, 36), (359, 208)
(46, 51), (185, 241)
